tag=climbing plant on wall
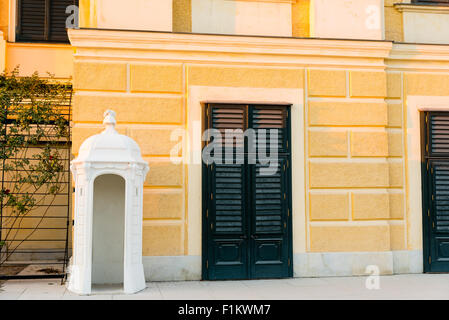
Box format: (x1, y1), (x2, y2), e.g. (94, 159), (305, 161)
(0, 68), (72, 266)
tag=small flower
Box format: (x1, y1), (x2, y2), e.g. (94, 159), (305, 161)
(49, 155), (53, 160)
(3, 189), (10, 195)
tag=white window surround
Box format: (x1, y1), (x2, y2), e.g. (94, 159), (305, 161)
(406, 96), (449, 252)
(395, 3), (449, 14)
(186, 85), (306, 258)
(395, 2), (449, 44)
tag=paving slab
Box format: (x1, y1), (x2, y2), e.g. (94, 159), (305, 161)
(0, 274), (449, 300)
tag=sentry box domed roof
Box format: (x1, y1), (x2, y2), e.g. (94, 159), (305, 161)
(73, 110), (147, 165)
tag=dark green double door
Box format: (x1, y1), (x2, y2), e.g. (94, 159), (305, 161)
(422, 112), (449, 272)
(202, 103), (293, 280)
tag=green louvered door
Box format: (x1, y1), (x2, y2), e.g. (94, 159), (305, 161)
(422, 112), (449, 272)
(249, 106), (292, 279)
(203, 104), (292, 280)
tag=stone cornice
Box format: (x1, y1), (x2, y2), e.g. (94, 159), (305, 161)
(68, 28), (393, 60)
(395, 3), (449, 14)
(390, 43), (449, 61)
(68, 28), (449, 71)
(387, 42), (449, 72)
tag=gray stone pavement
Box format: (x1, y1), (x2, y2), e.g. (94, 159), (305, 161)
(1, 274), (449, 300)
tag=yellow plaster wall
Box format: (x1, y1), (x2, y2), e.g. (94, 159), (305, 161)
(0, 0), (7, 72)
(402, 71), (449, 251)
(0, 33), (5, 73)
(384, 0), (403, 42)
(0, 0), (8, 37)
(72, 60), (411, 256)
(72, 54), (411, 256)
(72, 59), (186, 257)
(173, 0), (192, 33)
(292, 0), (310, 38)
(307, 68), (406, 252)
(6, 43), (74, 78)
(72, 60), (306, 257)
(79, 0), (97, 28)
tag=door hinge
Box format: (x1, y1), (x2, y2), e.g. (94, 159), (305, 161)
(206, 260), (209, 269)
(428, 209), (430, 217)
(211, 223), (214, 230)
(211, 193), (213, 200)
(288, 258), (291, 266)
(426, 114), (429, 124)
(431, 167), (434, 174)
(426, 144), (429, 152)
(288, 208), (290, 217)
(284, 222), (287, 229)
(284, 193), (286, 200)
(287, 160), (289, 168)
(206, 108), (209, 118)
(432, 194), (435, 201)
(433, 222), (435, 229)
(427, 161), (429, 171)
(429, 256), (432, 264)
(206, 209), (208, 218)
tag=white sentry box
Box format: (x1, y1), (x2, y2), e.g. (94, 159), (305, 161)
(68, 110), (149, 295)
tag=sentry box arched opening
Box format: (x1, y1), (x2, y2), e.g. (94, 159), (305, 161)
(68, 110), (149, 295)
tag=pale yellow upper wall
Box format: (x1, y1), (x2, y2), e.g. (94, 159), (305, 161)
(173, 0), (191, 33)
(385, 0), (404, 42)
(0, 0), (8, 38)
(1, 0), (440, 43)
(292, 0), (309, 38)
(172, 0), (404, 41)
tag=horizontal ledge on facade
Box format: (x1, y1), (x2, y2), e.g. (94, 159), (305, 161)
(68, 28), (393, 60)
(142, 219), (184, 226)
(390, 43), (449, 62)
(419, 106), (449, 112)
(308, 220), (391, 226)
(6, 42), (72, 49)
(228, 0), (297, 2)
(394, 3), (449, 14)
(202, 100), (292, 105)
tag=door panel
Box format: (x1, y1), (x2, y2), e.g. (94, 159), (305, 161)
(250, 159), (290, 279)
(204, 103), (292, 280)
(207, 163), (248, 280)
(427, 160), (449, 271)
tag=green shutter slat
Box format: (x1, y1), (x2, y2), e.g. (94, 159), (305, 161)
(430, 114), (449, 156)
(253, 161), (284, 234)
(250, 106), (288, 155)
(18, 0), (78, 43)
(432, 162), (449, 232)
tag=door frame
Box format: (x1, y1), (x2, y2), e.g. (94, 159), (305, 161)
(421, 110), (431, 272)
(404, 96), (449, 274)
(186, 85), (305, 278)
(201, 103), (293, 280)
(421, 110), (449, 273)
